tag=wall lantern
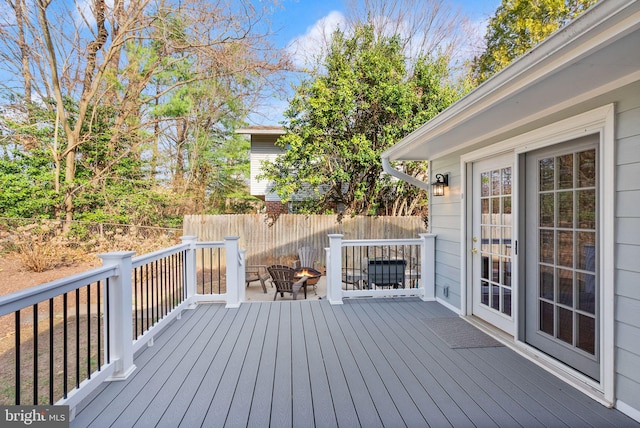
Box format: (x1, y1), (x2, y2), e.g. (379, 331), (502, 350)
(432, 173), (449, 197)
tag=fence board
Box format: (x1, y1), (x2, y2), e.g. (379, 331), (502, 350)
(183, 215), (426, 268)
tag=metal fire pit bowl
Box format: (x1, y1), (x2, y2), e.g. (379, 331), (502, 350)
(294, 267), (322, 286)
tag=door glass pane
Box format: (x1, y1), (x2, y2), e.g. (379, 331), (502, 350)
(492, 170), (500, 195)
(577, 273), (596, 314)
(481, 172), (490, 196)
(539, 157), (554, 191)
(491, 284), (500, 310)
(558, 191), (573, 228)
(502, 168), (512, 195)
(577, 314), (596, 354)
(481, 281), (489, 305)
(558, 231), (573, 268)
(503, 288), (512, 316)
(502, 257), (512, 287)
(502, 196), (512, 224)
(540, 302), (554, 335)
(558, 268), (573, 306)
(558, 154), (574, 189)
(540, 230), (554, 263)
(578, 150), (596, 188)
(540, 265), (554, 300)
(540, 194), (554, 227)
(557, 307), (573, 344)
(577, 233), (596, 271)
(578, 189), (596, 229)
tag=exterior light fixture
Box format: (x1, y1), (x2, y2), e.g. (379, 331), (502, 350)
(432, 173), (448, 197)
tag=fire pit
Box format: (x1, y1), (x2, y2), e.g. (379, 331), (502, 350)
(294, 267), (322, 286)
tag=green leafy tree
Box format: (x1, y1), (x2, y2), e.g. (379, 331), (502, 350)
(472, 0), (598, 83)
(262, 24), (465, 216)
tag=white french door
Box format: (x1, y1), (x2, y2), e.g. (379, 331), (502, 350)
(471, 153), (514, 334)
(524, 136), (600, 381)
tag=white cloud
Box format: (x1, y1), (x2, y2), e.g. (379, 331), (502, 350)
(287, 11), (346, 69)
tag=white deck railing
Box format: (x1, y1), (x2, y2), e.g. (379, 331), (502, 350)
(0, 235), (244, 419)
(0, 233), (436, 418)
(326, 233), (436, 304)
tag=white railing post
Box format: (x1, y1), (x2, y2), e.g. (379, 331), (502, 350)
(420, 233), (436, 301)
(99, 251), (137, 381)
(328, 234), (344, 305)
(181, 235), (198, 307)
(224, 236), (241, 308)
(238, 249), (247, 303)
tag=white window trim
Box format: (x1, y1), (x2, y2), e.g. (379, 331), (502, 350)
(459, 104), (615, 406)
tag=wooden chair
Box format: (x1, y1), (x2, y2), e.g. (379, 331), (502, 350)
(295, 246), (317, 269)
(267, 264), (307, 300)
(245, 265), (270, 293)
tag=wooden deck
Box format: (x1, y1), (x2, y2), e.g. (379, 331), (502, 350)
(72, 299), (639, 427)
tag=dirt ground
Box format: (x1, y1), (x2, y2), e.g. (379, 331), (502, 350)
(0, 254), (101, 297)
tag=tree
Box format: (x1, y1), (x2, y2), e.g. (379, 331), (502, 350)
(0, 0), (290, 227)
(261, 23), (467, 216)
(472, 0), (598, 83)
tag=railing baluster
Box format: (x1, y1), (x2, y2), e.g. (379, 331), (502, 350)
(63, 293), (68, 399)
(33, 303), (38, 404)
(87, 283), (91, 379)
(106, 278), (111, 364)
(134, 267), (139, 338)
(97, 281), (101, 370)
(15, 310), (20, 405)
(75, 288), (80, 389)
(49, 298), (54, 404)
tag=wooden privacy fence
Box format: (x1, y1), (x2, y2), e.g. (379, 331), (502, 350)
(183, 214), (427, 268)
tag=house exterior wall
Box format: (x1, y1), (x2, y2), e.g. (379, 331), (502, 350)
(250, 137), (284, 200)
(430, 157), (462, 311)
(613, 82), (640, 415)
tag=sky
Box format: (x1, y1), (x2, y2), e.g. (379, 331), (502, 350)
(250, 0), (502, 125)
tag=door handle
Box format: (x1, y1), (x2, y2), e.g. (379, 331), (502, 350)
(471, 248), (478, 255)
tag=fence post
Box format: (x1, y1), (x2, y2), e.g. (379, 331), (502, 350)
(327, 234), (344, 305)
(420, 233), (436, 301)
(181, 235), (198, 308)
(225, 236), (241, 309)
(99, 251), (137, 381)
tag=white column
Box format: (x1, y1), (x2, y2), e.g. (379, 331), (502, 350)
(328, 234), (344, 305)
(224, 236), (241, 309)
(99, 251), (137, 381)
(420, 233), (436, 301)
(181, 235), (197, 308)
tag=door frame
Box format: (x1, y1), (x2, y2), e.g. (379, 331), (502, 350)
(459, 104), (615, 405)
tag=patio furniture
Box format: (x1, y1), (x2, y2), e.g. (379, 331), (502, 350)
(294, 267), (322, 295)
(267, 264), (308, 300)
(295, 246), (318, 293)
(366, 258), (407, 289)
(245, 265), (270, 293)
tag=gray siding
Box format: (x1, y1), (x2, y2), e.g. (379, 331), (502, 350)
(431, 157), (462, 309)
(614, 82), (640, 412)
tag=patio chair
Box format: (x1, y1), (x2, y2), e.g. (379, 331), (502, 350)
(267, 264), (307, 300)
(295, 246), (318, 293)
(245, 264), (271, 293)
(294, 246), (316, 268)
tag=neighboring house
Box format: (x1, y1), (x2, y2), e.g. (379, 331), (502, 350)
(382, 0), (640, 422)
(236, 126), (287, 213)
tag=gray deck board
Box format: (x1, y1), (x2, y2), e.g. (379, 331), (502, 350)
(71, 298), (640, 428)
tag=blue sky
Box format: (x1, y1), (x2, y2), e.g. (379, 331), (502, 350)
(251, 0), (501, 125)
